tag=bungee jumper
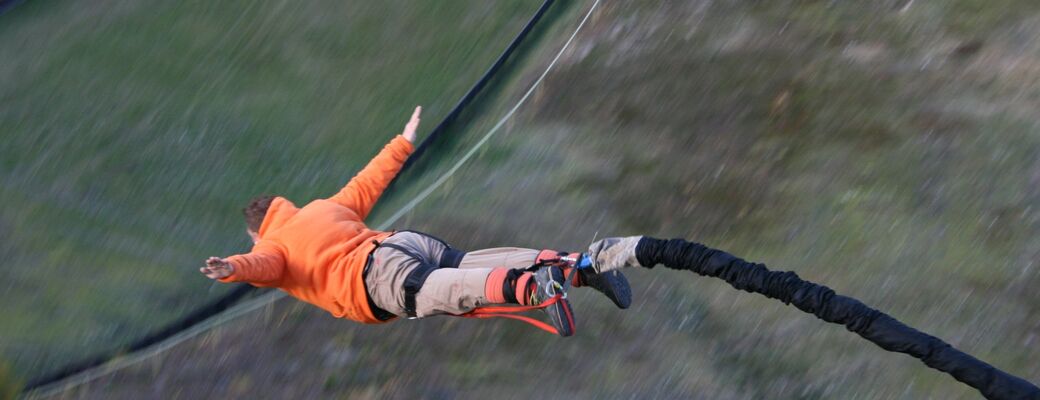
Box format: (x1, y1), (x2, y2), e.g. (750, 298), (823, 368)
(201, 106), (629, 338)
(202, 106), (1038, 400)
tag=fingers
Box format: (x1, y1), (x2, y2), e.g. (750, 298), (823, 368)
(201, 269), (229, 279)
(200, 266), (220, 279)
(406, 106), (421, 127)
(201, 258), (232, 279)
(402, 106), (421, 142)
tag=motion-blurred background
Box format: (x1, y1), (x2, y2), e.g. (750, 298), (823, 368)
(1, 0), (1037, 398)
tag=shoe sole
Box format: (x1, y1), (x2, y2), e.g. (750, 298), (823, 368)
(546, 267), (576, 336)
(547, 297), (576, 337)
(583, 270), (632, 309)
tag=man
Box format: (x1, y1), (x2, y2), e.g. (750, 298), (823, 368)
(201, 106), (633, 336)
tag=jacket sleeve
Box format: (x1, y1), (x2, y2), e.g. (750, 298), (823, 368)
(328, 135), (414, 219)
(219, 240), (287, 287)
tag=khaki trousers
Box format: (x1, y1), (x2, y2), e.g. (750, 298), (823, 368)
(363, 231), (541, 318)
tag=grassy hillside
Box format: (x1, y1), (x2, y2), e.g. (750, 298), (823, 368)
(12, 0), (1040, 398)
(0, 0), (542, 379)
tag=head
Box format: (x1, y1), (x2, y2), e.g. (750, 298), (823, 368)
(243, 195), (275, 243)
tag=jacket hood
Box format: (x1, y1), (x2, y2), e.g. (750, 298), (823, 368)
(258, 197), (296, 238)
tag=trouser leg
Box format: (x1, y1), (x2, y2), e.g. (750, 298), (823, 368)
(365, 233), (542, 318)
(457, 247), (541, 270)
(415, 247), (542, 316)
(412, 267), (496, 317)
(366, 233), (570, 318)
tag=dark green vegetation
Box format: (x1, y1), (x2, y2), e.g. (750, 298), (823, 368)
(0, 0), (542, 379)
(0, 361), (20, 400)
(5, 0), (1040, 398)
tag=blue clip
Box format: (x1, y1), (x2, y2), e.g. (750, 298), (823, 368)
(577, 254), (593, 269)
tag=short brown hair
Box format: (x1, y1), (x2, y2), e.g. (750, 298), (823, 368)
(243, 195), (276, 232)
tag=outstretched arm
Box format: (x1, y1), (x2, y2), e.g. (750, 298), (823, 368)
(202, 240), (287, 287)
(328, 106), (419, 219)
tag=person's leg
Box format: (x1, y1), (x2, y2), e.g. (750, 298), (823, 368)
(456, 247), (540, 270)
(415, 248), (538, 315)
(413, 267), (498, 317)
(458, 247), (584, 283)
(367, 236), (595, 336)
(449, 245), (632, 309)
(367, 233), (625, 323)
(365, 234), (538, 317)
(420, 246), (578, 336)
(415, 247), (556, 317)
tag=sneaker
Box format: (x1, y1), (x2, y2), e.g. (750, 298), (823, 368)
(529, 265), (576, 337)
(578, 265), (632, 309)
(539, 251), (633, 310)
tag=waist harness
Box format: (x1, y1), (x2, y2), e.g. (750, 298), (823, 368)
(367, 231), (465, 319)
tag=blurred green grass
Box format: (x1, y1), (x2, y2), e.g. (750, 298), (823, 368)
(0, 0), (542, 377)
(5, 0), (1039, 398)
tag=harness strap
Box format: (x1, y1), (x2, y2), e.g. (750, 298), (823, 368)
(536, 249), (565, 264)
(458, 294), (564, 335)
(440, 248), (465, 269)
(378, 242), (426, 261)
(379, 242), (466, 319)
(535, 250), (586, 287)
(514, 273), (535, 305)
(402, 263), (439, 318)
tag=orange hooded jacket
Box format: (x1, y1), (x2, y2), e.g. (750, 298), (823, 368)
(219, 135), (414, 323)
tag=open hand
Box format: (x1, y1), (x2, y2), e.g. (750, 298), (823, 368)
(402, 106), (421, 142)
(200, 257), (234, 280)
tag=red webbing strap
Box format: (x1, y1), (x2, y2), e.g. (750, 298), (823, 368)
(515, 273), (535, 305)
(457, 294), (564, 335)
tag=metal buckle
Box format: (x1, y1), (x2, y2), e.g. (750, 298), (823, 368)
(545, 280), (567, 300)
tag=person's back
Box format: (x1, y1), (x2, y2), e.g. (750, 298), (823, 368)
(229, 197), (395, 321)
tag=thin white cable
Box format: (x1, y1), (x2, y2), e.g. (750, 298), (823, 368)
(24, 1), (600, 397)
(25, 291), (285, 399)
(382, 0), (600, 227)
